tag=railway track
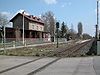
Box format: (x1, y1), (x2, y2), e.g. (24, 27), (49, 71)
(0, 57), (42, 74)
(0, 39), (94, 75)
(69, 39), (94, 56)
(57, 39), (94, 57)
(0, 57), (61, 75)
(27, 58), (61, 75)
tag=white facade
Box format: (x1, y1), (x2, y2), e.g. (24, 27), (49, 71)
(29, 22), (44, 31)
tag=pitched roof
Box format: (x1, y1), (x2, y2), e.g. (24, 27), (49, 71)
(10, 13), (44, 25)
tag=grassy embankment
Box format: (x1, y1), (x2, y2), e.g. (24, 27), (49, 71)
(0, 43), (71, 57)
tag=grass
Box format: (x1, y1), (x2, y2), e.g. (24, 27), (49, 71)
(0, 43), (69, 57)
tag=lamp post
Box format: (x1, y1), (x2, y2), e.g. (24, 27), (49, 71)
(22, 11), (25, 45)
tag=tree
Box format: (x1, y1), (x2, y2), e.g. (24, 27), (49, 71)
(77, 22), (83, 39)
(0, 13), (8, 43)
(68, 29), (77, 40)
(0, 13), (8, 27)
(78, 22), (83, 35)
(61, 22), (67, 38)
(41, 11), (56, 41)
(83, 33), (92, 39)
(41, 13), (49, 32)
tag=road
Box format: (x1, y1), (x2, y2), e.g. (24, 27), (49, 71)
(0, 55), (99, 75)
(93, 56), (100, 75)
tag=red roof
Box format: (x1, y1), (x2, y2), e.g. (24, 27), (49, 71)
(10, 13), (44, 25)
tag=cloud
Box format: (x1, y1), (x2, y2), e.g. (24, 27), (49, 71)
(43, 0), (57, 5)
(1, 12), (10, 16)
(61, 4), (66, 8)
(38, 15), (41, 18)
(0, 12), (13, 27)
(68, 2), (72, 6)
(0, 11), (13, 20)
(0, 9), (30, 20)
(61, 2), (72, 8)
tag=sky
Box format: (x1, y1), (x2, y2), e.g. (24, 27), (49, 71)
(0, 0), (99, 36)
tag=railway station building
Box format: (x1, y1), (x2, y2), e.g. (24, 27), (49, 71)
(0, 12), (51, 42)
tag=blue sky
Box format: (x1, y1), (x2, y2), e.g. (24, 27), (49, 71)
(0, 0), (99, 36)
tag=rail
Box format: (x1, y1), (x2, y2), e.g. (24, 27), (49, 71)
(54, 39), (94, 57)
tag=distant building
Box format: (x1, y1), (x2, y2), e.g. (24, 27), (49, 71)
(0, 12), (50, 42)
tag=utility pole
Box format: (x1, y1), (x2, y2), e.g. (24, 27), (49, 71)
(96, 0), (99, 39)
(3, 25), (5, 49)
(22, 11), (25, 45)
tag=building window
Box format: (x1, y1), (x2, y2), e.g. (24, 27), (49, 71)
(41, 27), (42, 30)
(37, 26), (38, 30)
(32, 25), (34, 29)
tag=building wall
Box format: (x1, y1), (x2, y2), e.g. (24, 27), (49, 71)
(29, 22), (44, 31)
(13, 15), (23, 29)
(24, 17), (29, 30)
(13, 15), (29, 30)
(10, 14), (51, 42)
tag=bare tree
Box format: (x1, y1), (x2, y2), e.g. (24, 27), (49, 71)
(0, 13), (8, 27)
(0, 13), (8, 43)
(41, 11), (56, 41)
(68, 28), (77, 40)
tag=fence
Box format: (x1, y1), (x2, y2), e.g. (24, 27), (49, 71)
(0, 38), (67, 49)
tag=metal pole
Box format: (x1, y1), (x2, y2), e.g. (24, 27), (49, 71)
(96, 0), (99, 39)
(96, 0), (100, 55)
(57, 28), (58, 48)
(56, 22), (59, 48)
(54, 24), (56, 42)
(4, 25), (5, 42)
(22, 11), (25, 45)
(97, 1), (99, 24)
(3, 25), (5, 49)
